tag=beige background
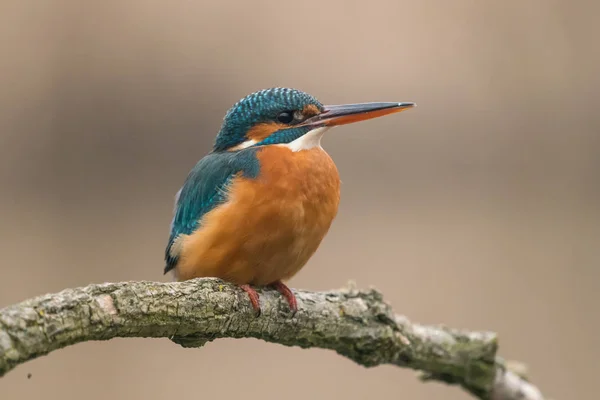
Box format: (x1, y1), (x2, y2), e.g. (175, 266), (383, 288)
(1, 1), (598, 399)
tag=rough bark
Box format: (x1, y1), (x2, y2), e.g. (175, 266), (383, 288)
(0, 278), (546, 400)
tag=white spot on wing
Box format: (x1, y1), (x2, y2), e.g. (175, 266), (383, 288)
(173, 188), (182, 210)
(170, 188), (182, 231)
(169, 235), (186, 258)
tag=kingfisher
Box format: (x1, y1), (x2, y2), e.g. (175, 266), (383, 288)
(164, 87), (415, 315)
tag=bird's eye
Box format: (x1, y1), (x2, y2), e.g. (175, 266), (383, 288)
(277, 111), (294, 124)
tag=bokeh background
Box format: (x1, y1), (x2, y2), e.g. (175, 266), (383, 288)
(1, 1), (598, 399)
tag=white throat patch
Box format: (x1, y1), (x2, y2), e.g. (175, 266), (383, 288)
(284, 126), (330, 152)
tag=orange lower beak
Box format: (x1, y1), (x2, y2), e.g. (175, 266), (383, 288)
(305, 102), (416, 127)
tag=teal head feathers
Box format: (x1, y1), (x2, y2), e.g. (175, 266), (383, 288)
(213, 88), (325, 151)
(212, 87), (416, 152)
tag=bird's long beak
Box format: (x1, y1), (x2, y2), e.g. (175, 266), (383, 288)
(305, 102), (416, 127)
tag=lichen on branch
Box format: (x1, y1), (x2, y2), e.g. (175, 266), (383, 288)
(0, 278), (546, 400)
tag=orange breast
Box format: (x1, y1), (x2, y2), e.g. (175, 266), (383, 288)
(174, 146), (341, 285)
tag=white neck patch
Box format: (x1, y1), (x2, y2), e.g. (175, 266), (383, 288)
(283, 126), (330, 152)
(229, 139), (257, 151)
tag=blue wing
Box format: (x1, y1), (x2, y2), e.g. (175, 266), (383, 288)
(164, 148), (261, 274)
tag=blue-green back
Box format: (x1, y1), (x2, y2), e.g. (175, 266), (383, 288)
(164, 148), (260, 273)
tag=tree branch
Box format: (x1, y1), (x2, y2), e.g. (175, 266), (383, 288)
(0, 278), (546, 399)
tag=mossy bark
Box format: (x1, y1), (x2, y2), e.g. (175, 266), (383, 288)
(0, 278), (545, 400)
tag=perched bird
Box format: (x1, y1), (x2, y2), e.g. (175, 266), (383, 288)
(164, 87), (415, 314)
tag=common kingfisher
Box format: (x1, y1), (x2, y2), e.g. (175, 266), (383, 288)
(164, 87), (415, 315)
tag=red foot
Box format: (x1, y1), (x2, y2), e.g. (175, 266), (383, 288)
(271, 281), (298, 314)
(240, 284), (261, 316)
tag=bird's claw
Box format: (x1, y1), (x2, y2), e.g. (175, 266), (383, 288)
(240, 284), (261, 317)
(240, 282), (298, 317)
(271, 281), (298, 316)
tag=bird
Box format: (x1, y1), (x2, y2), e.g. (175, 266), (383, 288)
(164, 87), (415, 315)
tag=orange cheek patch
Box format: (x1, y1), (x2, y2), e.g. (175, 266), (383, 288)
(246, 122), (286, 141)
(302, 104), (321, 117)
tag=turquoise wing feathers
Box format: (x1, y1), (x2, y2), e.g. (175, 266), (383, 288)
(164, 148), (260, 274)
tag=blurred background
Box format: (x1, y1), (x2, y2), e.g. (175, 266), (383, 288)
(1, 1), (598, 399)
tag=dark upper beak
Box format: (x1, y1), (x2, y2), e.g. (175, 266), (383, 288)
(304, 102), (416, 127)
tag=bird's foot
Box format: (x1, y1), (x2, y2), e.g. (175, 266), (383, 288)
(240, 284), (261, 317)
(271, 281), (298, 315)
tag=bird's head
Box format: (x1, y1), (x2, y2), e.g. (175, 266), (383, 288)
(214, 87), (415, 152)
